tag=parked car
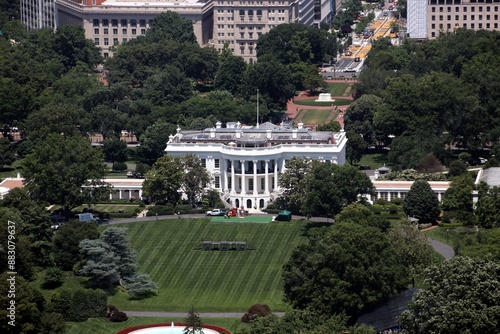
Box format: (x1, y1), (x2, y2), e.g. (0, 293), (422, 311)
(205, 209), (226, 216)
(354, 57), (360, 62)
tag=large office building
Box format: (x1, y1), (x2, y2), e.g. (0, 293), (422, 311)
(56, 0), (214, 57)
(21, 0), (57, 30)
(408, 0), (500, 39)
(165, 121), (347, 210)
(211, 0), (314, 63)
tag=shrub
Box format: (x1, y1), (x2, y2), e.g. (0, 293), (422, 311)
(176, 204), (193, 214)
(371, 204), (384, 214)
(146, 204), (175, 216)
(391, 197), (403, 206)
(42, 267), (64, 289)
(241, 304), (272, 323)
(51, 288), (107, 322)
(110, 311), (128, 322)
(374, 198), (388, 206)
(418, 223), (433, 230)
(113, 162), (128, 171)
(387, 204), (399, 214)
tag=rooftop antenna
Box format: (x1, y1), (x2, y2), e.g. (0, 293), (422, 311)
(256, 89), (259, 129)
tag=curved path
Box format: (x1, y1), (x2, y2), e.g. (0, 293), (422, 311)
(427, 238), (455, 260)
(122, 311), (285, 318)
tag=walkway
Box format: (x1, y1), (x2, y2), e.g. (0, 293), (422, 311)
(123, 311), (285, 318)
(427, 238), (455, 260)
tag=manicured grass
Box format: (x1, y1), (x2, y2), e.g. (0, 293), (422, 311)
(66, 316), (247, 334)
(357, 152), (391, 169)
(294, 98), (352, 107)
(79, 204), (141, 214)
(210, 216), (272, 223)
(106, 219), (308, 312)
(327, 82), (350, 96)
(423, 226), (466, 246)
(295, 109), (335, 124)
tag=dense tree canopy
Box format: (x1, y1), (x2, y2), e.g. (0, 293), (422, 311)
(283, 222), (407, 320)
(402, 179), (440, 225)
(400, 257), (500, 333)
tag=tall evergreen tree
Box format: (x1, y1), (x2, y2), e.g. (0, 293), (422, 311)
(184, 306), (204, 334)
(403, 179), (440, 225)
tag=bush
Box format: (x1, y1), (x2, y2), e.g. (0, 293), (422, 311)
(391, 197), (403, 206)
(110, 311), (128, 322)
(176, 204), (193, 214)
(113, 162), (128, 171)
(42, 267), (64, 289)
(374, 198), (388, 206)
(418, 223), (433, 230)
(387, 204), (399, 214)
(146, 204), (175, 216)
(241, 304), (272, 323)
(50, 288), (107, 322)
(371, 204), (384, 214)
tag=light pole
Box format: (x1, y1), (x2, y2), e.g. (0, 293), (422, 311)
(446, 229), (449, 244)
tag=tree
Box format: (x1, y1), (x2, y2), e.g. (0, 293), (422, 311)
(54, 25), (102, 69)
(447, 159), (468, 177)
(214, 54), (247, 95)
(344, 94), (383, 146)
(180, 155), (212, 208)
(441, 174), (475, 226)
(138, 122), (177, 165)
(302, 162), (374, 217)
(402, 179), (440, 225)
(400, 257), (500, 333)
(346, 130), (368, 165)
(146, 11), (197, 44)
(386, 220), (434, 278)
(22, 134), (109, 215)
(283, 222), (407, 320)
(102, 137), (128, 170)
(475, 184), (500, 228)
(278, 157), (313, 214)
(79, 227), (138, 288)
(184, 306), (204, 334)
(52, 220), (99, 270)
(143, 155), (184, 204)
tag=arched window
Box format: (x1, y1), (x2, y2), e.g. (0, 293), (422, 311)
(239, 9), (245, 16)
(248, 10), (254, 16)
(257, 9), (262, 16)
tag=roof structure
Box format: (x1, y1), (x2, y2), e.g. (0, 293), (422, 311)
(475, 167), (500, 187)
(356, 288), (419, 332)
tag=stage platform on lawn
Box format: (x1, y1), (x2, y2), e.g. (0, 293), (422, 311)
(210, 215), (272, 223)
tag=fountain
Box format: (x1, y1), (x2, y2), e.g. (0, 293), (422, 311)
(123, 323), (222, 334)
(315, 93), (335, 102)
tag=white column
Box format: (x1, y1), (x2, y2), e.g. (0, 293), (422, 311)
(119, 190), (122, 199)
(241, 160), (246, 195)
(139, 189), (143, 198)
(110, 192), (113, 200)
(438, 192), (442, 201)
(223, 159), (228, 192)
(274, 159), (278, 190)
(265, 160), (269, 195)
(282, 158), (286, 172)
(231, 160), (235, 194)
(253, 160), (258, 195)
(387, 192), (391, 202)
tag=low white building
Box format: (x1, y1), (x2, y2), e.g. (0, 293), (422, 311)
(165, 121), (348, 210)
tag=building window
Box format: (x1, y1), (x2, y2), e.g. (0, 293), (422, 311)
(228, 178), (232, 190)
(447, 23), (451, 29)
(479, 23), (483, 29)
(201, 159), (206, 168)
(140, 19), (146, 27)
(132, 29), (136, 35)
(104, 38), (109, 45)
(130, 19), (137, 26)
(432, 7), (436, 12)
(240, 9), (245, 16)
(112, 19), (118, 27)
(248, 9), (254, 15)
(447, 15), (451, 20)
(439, 7), (443, 12)
(447, 6), (451, 12)
(94, 28), (99, 34)
(113, 38), (118, 45)
(479, 15), (483, 19)
(439, 15), (443, 20)
(214, 176), (220, 188)
(471, 23), (475, 28)
(122, 28), (127, 34)
(432, 15), (436, 20)
(215, 159), (220, 168)
(249, 178), (253, 191)
(261, 178), (265, 190)
(455, 15), (459, 19)
(141, 29), (146, 35)
(93, 19), (99, 26)
(432, 32), (436, 37)
(94, 38), (99, 45)
(432, 23), (436, 29)
(103, 52), (109, 58)
(103, 28), (108, 34)
(479, 6), (483, 12)
(122, 38), (128, 43)
(121, 19), (127, 26)
(113, 28), (118, 34)
(257, 9), (262, 15)
(463, 15), (467, 20)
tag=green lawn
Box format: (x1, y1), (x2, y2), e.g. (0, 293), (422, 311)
(423, 226), (469, 246)
(357, 152), (391, 169)
(294, 98), (352, 107)
(327, 82), (350, 96)
(104, 219), (308, 312)
(295, 109), (335, 124)
(78, 204), (141, 214)
(65, 316), (247, 334)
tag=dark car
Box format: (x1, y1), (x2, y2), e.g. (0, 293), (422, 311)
(354, 57), (360, 62)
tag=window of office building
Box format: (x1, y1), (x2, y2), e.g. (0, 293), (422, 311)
(201, 159), (206, 168)
(103, 19), (109, 26)
(132, 29), (136, 35)
(432, 23), (436, 29)
(104, 28), (109, 34)
(447, 23), (451, 29)
(104, 38), (109, 45)
(471, 23), (475, 28)
(479, 23), (483, 28)
(214, 176), (220, 188)
(123, 38), (127, 42)
(479, 6), (483, 11)
(112, 19), (118, 27)
(432, 15), (436, 20)
(94, 38), (99, 45)
(471, 15), (475, 19)
(215, 159), (220, 168)
(447, 15), (451, 19)
(130, 19), (137, 26)
(439, 7), (443, 12)
(447, 6), (451, 11)
(141, 29), (146, 35)
(249, 178), (253, 191)
(439, 15), (443, 20)
(104, 52), (109, 58)
(463, 15), (467, 19)
(479, 15), (483, 19)
(94, 28), (99, 34)
(455, 15), (459, 19)
(239, 9), (244, 15)
(140, 19), (146, 27)
(248, 9), (253, 15)
(122, 28), (127, 34)
(113, 38), (118, 45)
(113, 28), (118, 34)
(93, 19), (99, 26)
(121, 19), (127, 26)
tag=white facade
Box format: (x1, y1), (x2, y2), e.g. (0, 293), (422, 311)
(407, 0), (428, 39)
(55, 0), (213, 58)
(21, 0), (56, 30)
(165, 121), (347, 210)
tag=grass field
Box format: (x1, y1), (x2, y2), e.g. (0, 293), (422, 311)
(210, 216), (272, 223)
(294, 109), (335, 124)
(327, 82), (350, 96)
(357, 152), (391, 169)
(294, 98), (352, 107)
(106, 219), (307, 312)
(66, 316), (247, 334)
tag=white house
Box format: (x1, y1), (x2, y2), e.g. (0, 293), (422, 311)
(165, 121), (348, 210)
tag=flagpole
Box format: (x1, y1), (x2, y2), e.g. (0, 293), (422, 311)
(256, 89), (259, 128)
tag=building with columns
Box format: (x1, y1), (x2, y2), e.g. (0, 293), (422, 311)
(165, 121), (347, 210)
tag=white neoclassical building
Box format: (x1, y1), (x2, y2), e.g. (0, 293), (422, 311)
(165, 121), (347, 210)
